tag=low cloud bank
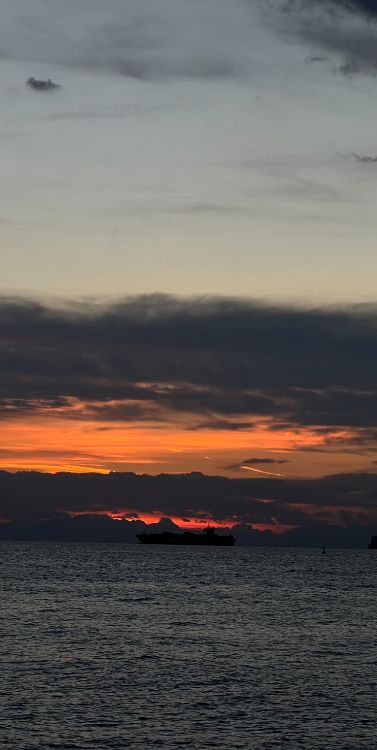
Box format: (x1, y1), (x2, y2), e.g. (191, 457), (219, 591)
(0, 509), (374, 549)
(1, 470), (377, 546)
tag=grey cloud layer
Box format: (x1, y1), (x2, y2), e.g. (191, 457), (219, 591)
(0, 0), (253, 79)
(1, 294), (377, 432)
(3, 0), (377, 82)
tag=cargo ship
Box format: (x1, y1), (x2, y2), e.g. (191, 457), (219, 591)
(137, 526), (235, 546)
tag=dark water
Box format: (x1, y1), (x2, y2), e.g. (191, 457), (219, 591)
(0, 543), (376, 749)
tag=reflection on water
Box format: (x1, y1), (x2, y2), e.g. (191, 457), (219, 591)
(0, 543), (376, 749)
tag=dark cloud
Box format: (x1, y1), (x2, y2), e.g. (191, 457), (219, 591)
(275, 0), (377, 75)
(0, 512), (374, 547)
(1, 294), (377, 440)
(26, 76), (60, 91)
(303, 1), (377, 17)
(225, 457), (290, 470)
(1, 470), (377, 548)
(282, 1), (377, 19)
(241, 457), (289, 464)
(192, 419), (255, 431)
(352, 153), (377, 163)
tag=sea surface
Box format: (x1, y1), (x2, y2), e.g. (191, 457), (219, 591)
(0, 543), (376, 749)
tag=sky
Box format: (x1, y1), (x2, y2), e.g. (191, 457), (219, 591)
(3, 0), (377, 300)
(2, 0), (377, 537)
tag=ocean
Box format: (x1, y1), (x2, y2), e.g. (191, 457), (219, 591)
(0, 543), (376, 749)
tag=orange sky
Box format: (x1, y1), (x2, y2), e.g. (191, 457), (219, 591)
(1, 410), (376, 532)
(0, 409), (371, 478)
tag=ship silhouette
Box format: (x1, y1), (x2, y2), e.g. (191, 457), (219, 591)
(137, 525), (235, 546)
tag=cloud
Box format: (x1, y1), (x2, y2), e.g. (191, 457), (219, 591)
(37, 0), (376, 82)
(352, 153), (377, 163)
(274, 0), (377, 75)
(192, 419), (255, 431)
(2, 294), (377, 441)
(281, 1), (377, 20)
(304, 54), (329, 64)
(1, 470), (377, 545)
(225, 457), (290, 470)
(0, 511), (374, 547)
(292, 1), (377, 19)
(0, 0), (253, 80)
(26, 76), (60, 91)
(241, 457), (289, 465)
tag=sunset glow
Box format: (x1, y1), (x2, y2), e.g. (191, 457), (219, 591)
(2, 0), (377, 546)
(0, 411), (362, 477)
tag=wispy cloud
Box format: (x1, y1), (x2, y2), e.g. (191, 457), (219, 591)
(225, 456), (290, 473)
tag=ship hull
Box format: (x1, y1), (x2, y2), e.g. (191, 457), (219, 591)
(137, 532), (235, 546)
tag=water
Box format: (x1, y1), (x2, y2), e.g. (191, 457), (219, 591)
(0, 543), (376, 749)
